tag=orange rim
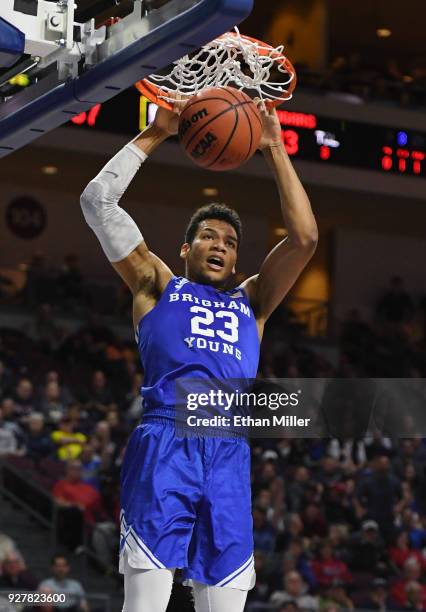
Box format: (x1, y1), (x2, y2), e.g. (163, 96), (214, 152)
(134, 32), (297, 109)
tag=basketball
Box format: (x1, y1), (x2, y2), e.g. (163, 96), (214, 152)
(178, 86), (263, 171)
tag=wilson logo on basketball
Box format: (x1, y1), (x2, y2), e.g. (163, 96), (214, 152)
(178, 86), (262, 171)
(191, 132), (217, 159)
(179, 108), (209, 138)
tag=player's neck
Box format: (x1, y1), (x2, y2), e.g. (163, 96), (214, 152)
(185, 273), (227, 292)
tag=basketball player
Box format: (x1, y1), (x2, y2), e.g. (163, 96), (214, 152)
(80, 101), (317, 612)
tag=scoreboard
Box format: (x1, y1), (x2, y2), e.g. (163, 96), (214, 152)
(275, 110), (425, 178)
(69, 89), (426, 179)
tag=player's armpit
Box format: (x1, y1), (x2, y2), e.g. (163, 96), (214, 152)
(242, 235), (317, 323)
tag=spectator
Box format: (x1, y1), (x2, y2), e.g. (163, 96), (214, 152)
(393, 440), (418, 478)
(42, 371), (74, 407)
(377, 276), (414, 325)
(301, 503), (328, 538)
(327, 524), (350, 561)
(356, 454), (402, 541)
(92, 421), (115, 462)
(12, 378), (37, 419)
(311, 541), (352, 588)
(348, 520), (388, 576)
(52, 460), (109, 551)
(389, 529), (426, 571)
(51, 416), (87, 461)
(270, 570), (319, 610)
(390, 557), (426, 608)
(79, 443), (102, 490)
(39, 555), (89, 612)
(256, 488), (276, 523)
(364, 434), (393, 462)
(247, 551), (271, 605)
(316, 456), (343, 489)
(0, 406), (20, 455)
(276, 512), (304, 552)
(0, 533), (18, 564)
(67, 403), (90, 436)
(91, 519), (118, 572)
(52, 460), (106, 521)
(25, 303), (63, 351)
(319, 580), (354, 610)
(287, 466), (311, 512)
(284, 539), (316, 590)
(105, 408), (128, 450)
(30, 585), (55, 612)
(254, 459), (285, 493)
(324, 480), (357, 527)
(56, 254), (85, 312)
(398, 509), (426, 550)
(84, 371), (114, 422)
(23, 251), (50, 307)
(253, 507), (276, 553)
(340, 309), (375, 365)
(0, 551), (38, 590)
(401, 466), (421, 512)
(405, 581), (426, 611)
(359, 578), (397, 610)
(24, 412), (55, 461)
(40, 381), (68, 424)
(1, 397), (19, 424)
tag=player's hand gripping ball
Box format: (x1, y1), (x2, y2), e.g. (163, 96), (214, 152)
(178, 86), (262, 171)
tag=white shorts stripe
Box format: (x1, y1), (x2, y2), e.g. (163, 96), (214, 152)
(119, 510), (166, 572)
(215, 554), (255, 589)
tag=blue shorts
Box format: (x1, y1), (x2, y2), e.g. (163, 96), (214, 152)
(119, 421), (255, 590)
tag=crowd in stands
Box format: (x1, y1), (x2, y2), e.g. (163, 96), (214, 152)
(16, 252), (123, 318)
(0, 266), (425, 611)
(0, 547), (89, 612)
(295, 54), (426, 110)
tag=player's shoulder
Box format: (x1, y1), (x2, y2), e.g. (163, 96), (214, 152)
(238, 275), (259, 307)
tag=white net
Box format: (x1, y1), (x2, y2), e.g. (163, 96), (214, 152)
(143, 28), (296, 104)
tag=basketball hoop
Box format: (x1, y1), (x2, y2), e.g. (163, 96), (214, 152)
(135, 28), (297, 110)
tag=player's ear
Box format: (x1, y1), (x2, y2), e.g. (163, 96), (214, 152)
(180, 243), (190, 260)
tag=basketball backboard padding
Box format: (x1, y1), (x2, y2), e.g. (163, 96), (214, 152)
(0, 0), (254, 157)
(0, 16), (25, 67)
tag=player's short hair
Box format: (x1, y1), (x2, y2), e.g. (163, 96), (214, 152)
(184, 203), (242, 246)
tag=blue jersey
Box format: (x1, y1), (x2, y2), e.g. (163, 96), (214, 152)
(122, 276), (259, 587)
(136, 276), (260, 420)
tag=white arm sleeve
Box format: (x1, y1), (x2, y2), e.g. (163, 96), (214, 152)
(80, 142), (147, 262)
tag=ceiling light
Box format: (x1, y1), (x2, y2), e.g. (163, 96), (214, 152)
(202, 187), (219, 197)
(41, 165), (58, 175)
(403, 75), (413, 83)
(376, 28), (392, 38)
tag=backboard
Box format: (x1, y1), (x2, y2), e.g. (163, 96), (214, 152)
(0, 0), (253, 157)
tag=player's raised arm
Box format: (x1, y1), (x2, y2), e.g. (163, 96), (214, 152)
(80, 106), (179, 323)
(242, 105), (318, 326)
